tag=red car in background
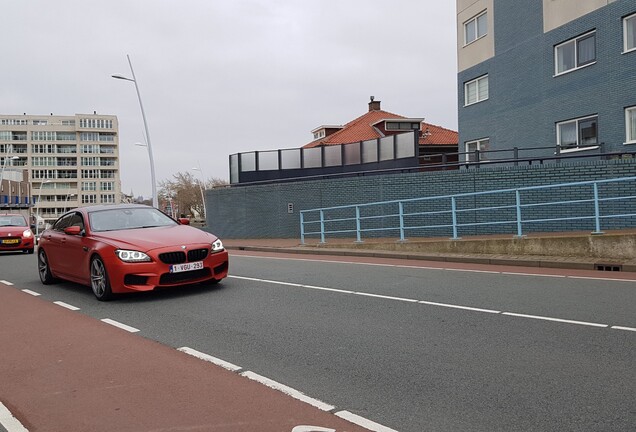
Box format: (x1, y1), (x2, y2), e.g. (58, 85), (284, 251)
(37, 204), (229, 301)
(0, 214), (35, 254)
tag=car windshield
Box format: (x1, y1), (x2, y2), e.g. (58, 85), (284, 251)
(89, 208), (177, 232)
(0, 216), (27, 227)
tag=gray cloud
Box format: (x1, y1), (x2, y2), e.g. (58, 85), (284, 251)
(2, 0), (457, 197)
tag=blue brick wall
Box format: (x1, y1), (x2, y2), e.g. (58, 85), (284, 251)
(205, 160), (636, 239)
(458, 0), (636, 156)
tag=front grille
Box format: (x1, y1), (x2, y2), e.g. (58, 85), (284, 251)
(159, 248), (209, 264)
(159, 268), (211, 285)
(188, 248), (209, 261)
(159, 251), (186, 264)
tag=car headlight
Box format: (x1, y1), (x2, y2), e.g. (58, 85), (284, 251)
(23, 229), (33, 238)
(212, 239), (224, 252)
(115, 249), (151, 262)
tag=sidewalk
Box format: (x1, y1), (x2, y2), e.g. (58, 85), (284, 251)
(0, 284), (378, 432)
(222, 231), (636, 272)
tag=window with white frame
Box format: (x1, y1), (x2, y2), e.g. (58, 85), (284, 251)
(625, 13), (636, 53)
(557, 115), (598, 149)
(101, 194), (115, 204)
(555, 31), (596, 75)
(82, 194), (97, 204)
(626, 107), (636, 144)
(465, 138), (489, 162)
(464, 11), (487, 45)
(464, 75), (489, 106)
(101, 181), (114, 191)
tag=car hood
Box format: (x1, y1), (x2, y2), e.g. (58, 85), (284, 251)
(91, 225), (218, 251)
(0, 227), (29, 236)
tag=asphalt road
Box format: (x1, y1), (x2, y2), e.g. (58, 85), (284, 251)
(1, 250), (635, 431)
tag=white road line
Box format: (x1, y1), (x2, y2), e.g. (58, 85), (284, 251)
(501, 272), (567, 278)
(301, 285), (354, 294)
(1, 280), (14, 285)
(443, 268), (500, 274)
(240, 371), (335, 412)
(232, 254), (636, 282)
(53, 301), (80, 311)
(611, 326), (636, 332)
(100, 318), (140, 333)
(21, 289), (40, 296)
(419, 300), (501, 314)
(335, 411), (398, 432)
(178, 347), (242, 372)
(0, 402), (29, 432)
(355, 292), (419, 303)
(502, 312), (607, 328)
(567, 275), (636, 282)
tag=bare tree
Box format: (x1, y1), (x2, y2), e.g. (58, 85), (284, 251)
(158, 172), (227, 219)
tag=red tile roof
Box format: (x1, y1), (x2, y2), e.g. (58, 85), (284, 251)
(303, 109), (457, 149)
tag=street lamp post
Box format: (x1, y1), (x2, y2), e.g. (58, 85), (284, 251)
(191, 165), (206, 221)
(35, 180), (51, 237)
(65, 193), (76, 213)
(112, 55), (158, 208)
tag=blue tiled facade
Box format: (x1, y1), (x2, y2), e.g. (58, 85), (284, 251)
(458, 0), (636, 158)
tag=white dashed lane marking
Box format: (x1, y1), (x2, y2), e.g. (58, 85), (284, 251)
(228, 275), (634, 332)
(100, 318), (140, 333)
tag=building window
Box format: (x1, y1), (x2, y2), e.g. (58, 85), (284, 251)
(385, 122), (420, 130)
(32, 120), (48, 125)
(557, 115), (598, 150)
(82, 182), (97, 191)
(465, 138), (489, 162)
(625, 13), (636, 53)
(464, 75), (489, 106)
(101, 194), (115, 204)
(555, 31), (596, 75)
(82, 194), (97, 204)
(626, 107), (636, 144)
(464, 11), (487, 45)
(101, 182), (114, 191)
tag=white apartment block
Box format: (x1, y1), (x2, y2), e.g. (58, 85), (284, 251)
(0, 113), (121, 227)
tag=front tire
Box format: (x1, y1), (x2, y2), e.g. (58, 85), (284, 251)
(90, 256), (113, 301)
(38, 248), (57, 284)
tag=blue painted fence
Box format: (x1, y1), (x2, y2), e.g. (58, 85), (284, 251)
(299, 177), (636, 243)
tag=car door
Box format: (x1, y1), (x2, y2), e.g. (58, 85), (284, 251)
(43, 213), (73, 275)
(54, 212), (90, 283)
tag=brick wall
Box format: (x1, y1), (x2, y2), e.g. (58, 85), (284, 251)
(206, 159), (636, 239)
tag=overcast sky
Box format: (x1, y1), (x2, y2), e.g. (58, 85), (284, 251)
(2, 0), (457, 198)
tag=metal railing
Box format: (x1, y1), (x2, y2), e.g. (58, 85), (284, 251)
(300, 177), (636, 244)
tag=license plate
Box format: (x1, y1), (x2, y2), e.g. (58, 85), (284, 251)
(169, 261), (204, 273)
(1, 239), (19, 245)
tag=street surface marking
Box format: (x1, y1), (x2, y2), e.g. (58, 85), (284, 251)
(0, 402), (29, 432)
(1, 280), (14, 285)
(611, 326), (636, 332)
(229, 275), (636, 331)
(419, 300), (500, 314)
(292, 427), (335, 432)
(231, 254), (636, 282)
(53, 301), (80, 311)
(335, 411), (399, 432)
(21, 289), (40, 296)
(240, 371), (335, 412)
(501, 272), (566, 278)
(355, 292), (419, 303)
(100, 318), (140, 333)
(178, 347), (242, 372)
(501, 312), (608, 328)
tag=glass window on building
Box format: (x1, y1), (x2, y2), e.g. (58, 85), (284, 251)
(465, 138), (489, 162)
(557, 115), (598, 150)
(625, 13), (636, 53)
(626, 107), (636, 144)
(555, 31), (596, 75)
(464, 11), (487, 45)
(464, 75), (489, 106)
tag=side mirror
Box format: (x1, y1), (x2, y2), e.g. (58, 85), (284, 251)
(64, 226), (82, 236)
(177, 217), (190, 225)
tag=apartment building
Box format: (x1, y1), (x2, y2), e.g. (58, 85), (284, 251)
(457, 0), (636, 161)
(0, 113), (121, 228)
